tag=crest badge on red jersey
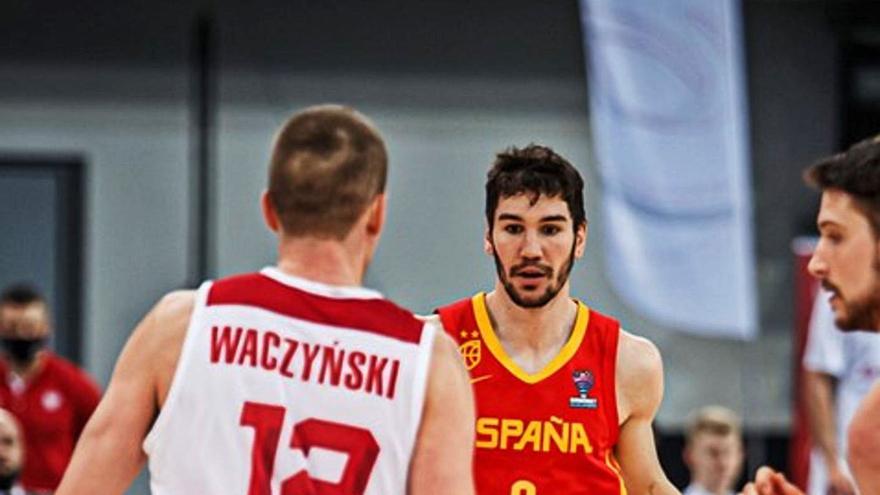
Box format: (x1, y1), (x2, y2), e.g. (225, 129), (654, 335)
(458, 330), (482, 370)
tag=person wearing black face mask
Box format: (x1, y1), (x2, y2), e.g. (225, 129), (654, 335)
(0, 284), (100, 493)
(0, 338), (46, 368)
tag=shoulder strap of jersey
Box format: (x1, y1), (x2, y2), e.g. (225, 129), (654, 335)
(583, 305), (622, 443)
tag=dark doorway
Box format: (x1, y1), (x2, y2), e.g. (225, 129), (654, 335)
(0, 157), (84, 364)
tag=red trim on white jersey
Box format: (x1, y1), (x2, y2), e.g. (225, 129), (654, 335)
(206, 268), (424, 345)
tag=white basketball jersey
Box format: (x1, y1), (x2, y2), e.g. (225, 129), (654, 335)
(143, 267), (435, 495)
(804, 289), (880, 495)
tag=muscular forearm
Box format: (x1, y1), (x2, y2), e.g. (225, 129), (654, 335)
(55, 413), (146, 495)
(847, 384), (880, 494)
(804, 371), (840, 464)
(648, 478), (682, 495)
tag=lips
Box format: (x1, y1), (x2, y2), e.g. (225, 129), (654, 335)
(821, 280), (841, 298)
(516, 271), (546, 279)
(511, 265), (552, 279)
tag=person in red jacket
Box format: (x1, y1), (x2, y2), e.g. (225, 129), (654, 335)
(0, 284), (100, 492)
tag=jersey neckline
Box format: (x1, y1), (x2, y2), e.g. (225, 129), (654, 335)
(471, 292), (590, 384)
(260, 266), (384, 301)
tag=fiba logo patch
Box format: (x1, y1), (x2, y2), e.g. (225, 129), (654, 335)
(569, 370), (598, 409)
(458, 330), (481, 370)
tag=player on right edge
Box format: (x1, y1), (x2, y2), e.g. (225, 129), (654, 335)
(743, 136), (880, 495)
(435, 145), (679, 494)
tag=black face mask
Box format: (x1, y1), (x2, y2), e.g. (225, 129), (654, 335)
(0, 469), (18, 490)
(1, 337), (45, 365)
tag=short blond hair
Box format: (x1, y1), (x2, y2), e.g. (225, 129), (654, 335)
(685, 405), (742, 446)
(268, 104), (387, 240)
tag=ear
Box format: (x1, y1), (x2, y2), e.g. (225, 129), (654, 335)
(484, 225), (494, 256)
(365, 193), (386, 237)
(261, 190), (281, 234)
(574, 221), (588, 259)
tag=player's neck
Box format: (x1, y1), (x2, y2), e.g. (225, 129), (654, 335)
(275, 236), (368, 287)
(484, 287), (577, 352)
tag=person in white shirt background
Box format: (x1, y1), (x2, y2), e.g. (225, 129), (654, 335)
(683, 406), (744, 495)
(803, 289), (880, 495)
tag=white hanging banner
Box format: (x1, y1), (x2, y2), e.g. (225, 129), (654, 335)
(580, 0), (757, 339)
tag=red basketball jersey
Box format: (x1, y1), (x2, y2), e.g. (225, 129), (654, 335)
(437, 293), (626, 495)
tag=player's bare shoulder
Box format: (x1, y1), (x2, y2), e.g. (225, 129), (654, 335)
(144, 290), (196, 349)
(138, 290), (197, 406)
(616, 329), (664, 423)
(417, 314), (462, 369)
(416, 313), (470, 393)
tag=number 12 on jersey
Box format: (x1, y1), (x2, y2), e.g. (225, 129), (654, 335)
(240, 401), (380, 495)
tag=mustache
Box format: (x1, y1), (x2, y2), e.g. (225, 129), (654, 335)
(821, 280), (840, 296)
(510, 262), (553, 277)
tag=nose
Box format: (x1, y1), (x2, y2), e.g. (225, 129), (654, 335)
(807, 248), (828, 279)
(520, 230), (542, 259)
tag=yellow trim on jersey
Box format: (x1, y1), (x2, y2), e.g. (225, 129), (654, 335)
(604, 450), (628, 495)
(471, 292), (590, 385)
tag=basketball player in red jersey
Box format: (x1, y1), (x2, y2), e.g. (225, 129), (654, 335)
(435, 145), (679, 494)
(55, 105), (475, 494)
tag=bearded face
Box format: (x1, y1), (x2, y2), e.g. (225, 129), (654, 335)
(809, 189), (880, 332)
(487, 194), (585, 309)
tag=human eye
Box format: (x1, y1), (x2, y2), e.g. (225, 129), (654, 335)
(822, 229), (843, 245)
(540, 224), (563, 236)
(503, 224), (524, 234)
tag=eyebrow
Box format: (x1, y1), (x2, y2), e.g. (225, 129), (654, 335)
(540, 215), (569, 223)
(497, 213), (569, 223)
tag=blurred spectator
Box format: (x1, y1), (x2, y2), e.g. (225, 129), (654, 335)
(0, 284), (100, 493)
(0, 408), (26, 495)
(803, 289), (880, 495)
(683, 405), (745, 495)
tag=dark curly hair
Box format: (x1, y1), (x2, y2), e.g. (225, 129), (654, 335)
(805, 134), (880, 237)
(485, 144), (586, 231)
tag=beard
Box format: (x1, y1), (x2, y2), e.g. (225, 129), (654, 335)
(493, 242), (576, 309)
(823, 255), (880, 331)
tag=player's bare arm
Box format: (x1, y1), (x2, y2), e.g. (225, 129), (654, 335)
(847, 381), (880, 495)
(408, 326), (476, 495)
(614, 330), (680, 495)
(803, 370), (855, 494)
(55, 290), (194, 495)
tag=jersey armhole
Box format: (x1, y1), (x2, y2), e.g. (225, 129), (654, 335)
(142, 281), (212, 459)
(405, 320), (437, 459)
(606, 323), (622, 445)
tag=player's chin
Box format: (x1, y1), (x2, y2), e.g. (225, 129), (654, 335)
(515, 278), (549, 292)
(513, 289), (553, 308)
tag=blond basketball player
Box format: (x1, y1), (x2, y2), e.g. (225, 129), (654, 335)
(55, 105), (475, 495)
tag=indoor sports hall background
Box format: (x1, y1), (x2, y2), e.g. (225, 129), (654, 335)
(0, 0), (877, 492)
